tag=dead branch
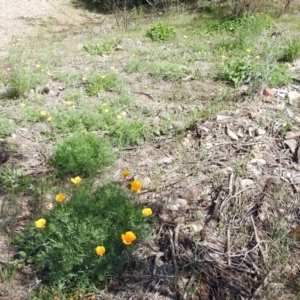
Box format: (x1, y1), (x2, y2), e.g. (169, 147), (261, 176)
(250, 215), (267, 265)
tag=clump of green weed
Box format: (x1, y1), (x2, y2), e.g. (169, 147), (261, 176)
(110, 119), (152, 147)
(146, 22), (176, 42)
(218, 57), (258, 86)
(205, 14), (272, 35)
(50, 109), (105, 133)
(86, 72), (119, 96)
(149, 62), (188, 81)
(0, 117), (15, 137)
(268, 63), (292, 87)
(278, 39), (300, 62)
(50, 132), (115, 177)
(84, 40), (120, 55)
(54, 70), (79, 86)
(7, 69), (45, 99)
(14, 182), (153, 290)
(0, 167), (33, 193)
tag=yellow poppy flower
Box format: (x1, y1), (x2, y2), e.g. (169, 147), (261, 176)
(65, 101), (73, 106)
(104, 109), (109, 113)
(20, 103), (26, 108)
(71, 176), (82, 185)
(56, 193), (66, 203)
(246, 48), (251, 53)
(116, 115), (122, 120)
(121, 231), (136, 245)
(102, 102), (107, 107)
(130, 180), (142, 193)
(122, 169), (130, 177)
(47, 71), (53, 76)
(142, 208), (153, 217)
(35, 218), (46, 228)
(82, 77), (87, 82)
(35, 64), (40, 69)
(47, 116), (52, 122)
(101, 75), (106, 79)
(40, 110), (47, 116)
(95, 246), (106, 256)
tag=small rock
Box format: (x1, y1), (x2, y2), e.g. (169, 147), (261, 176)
(284, 139), (297, 153)
(240, 179), (255, 188)
(263, 96), (274, 103)
(217, 115), (231, 121)
(158, 157), (173, 165)
(182, 75), (194, 81)
(263, 87), (275, 96)
(58, 86), (65, 91)
(256, 128), (266, 136)
(181, 137), (190, 147)
(189, 221), (203, 233)
(174, 198), (188, 208)
(226, 126), (239, 141)
(277, 92), (287, 98)
(250, 150), (264, 159)
(239, 85), (249, 94)
(248, 127), (255, 137)
(250, 158), (266, 166)
(115, 44), (123, 51)
(141, 177), (152, 189)
(166, 204), (179, 211)
(205, 142), (213, 150)
(288, 91), (300, 104)
(285, 131), (300, 140)
(248, 111), (260, 119)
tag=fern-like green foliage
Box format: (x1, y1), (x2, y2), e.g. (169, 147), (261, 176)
(146, 22), (176, 42)
(14, 182), (153, 290)
(50, 132), (115, 177)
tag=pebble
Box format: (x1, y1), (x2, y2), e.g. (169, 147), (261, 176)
(158, 157), (173, 165)
(166, 204), (179, 211)
(288, 91), (300, 103)
(250, 158), (266, 166)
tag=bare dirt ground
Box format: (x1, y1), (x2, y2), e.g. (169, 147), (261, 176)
(0, 0), (99, 50)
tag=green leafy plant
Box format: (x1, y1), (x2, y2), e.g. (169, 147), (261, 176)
(267, 63), (292, 87)
(84, 40), (120, 55)
(50, 132), (115, 177)
(54, 70), (79, 86)
(146, 22), (176, 42)
(279, 39), (300, 62)
(219, 58), (256, 86)
(86, 72), (119, 95)
(205, 14), (272, 35)
(14, 182), (153, 290)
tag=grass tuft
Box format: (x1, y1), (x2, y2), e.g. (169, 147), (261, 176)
(50, 132), (115, 177)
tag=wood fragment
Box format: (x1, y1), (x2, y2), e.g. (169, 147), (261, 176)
(250, 215), (267, 265)
(168, 229), (178, 270)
